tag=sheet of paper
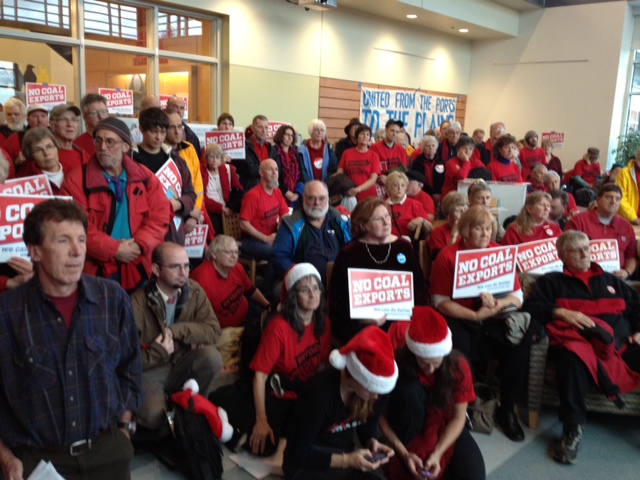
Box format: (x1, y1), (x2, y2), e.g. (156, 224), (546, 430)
(228, 439), (285, 479)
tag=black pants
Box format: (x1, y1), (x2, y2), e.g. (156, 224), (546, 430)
(387, 378), (485, 480)
(288, 467), (385, 480)
(209, 377), (294, 457)
(446, 316), (529, 408)
(551, 343), (640, 424)
(17, 425), (134, 480)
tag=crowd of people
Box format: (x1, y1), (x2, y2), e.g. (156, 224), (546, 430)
(1, 97), (640, 480)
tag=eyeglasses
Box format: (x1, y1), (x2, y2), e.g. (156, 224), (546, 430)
(159, 263), (191, 272)
(93, 137), (122, 148)
(369, 214), (391, 223)
(305, 195), (328, 203)
(218, 249), (239, 256)
(297, 285), (321, 295)
(55, 116), (80, 124)
(565, 246), (590, 255)
(32, 143), (57, 156)
(87, 109), (109, 117)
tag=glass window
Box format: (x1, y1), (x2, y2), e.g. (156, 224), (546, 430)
(158, 9), (212, 57)
(84, 0), (148, 47)
(86, 48), (150, 116)
(159, 57), (214, 122)
(0, 0), (71, 36)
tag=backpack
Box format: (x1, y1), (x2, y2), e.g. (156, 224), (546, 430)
(171, 396), (224, 480)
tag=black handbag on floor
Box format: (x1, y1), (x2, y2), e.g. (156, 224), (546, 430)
(170, 396), (224, 480)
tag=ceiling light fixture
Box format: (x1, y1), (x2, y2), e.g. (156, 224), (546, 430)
(459, 28), (469, 33)
(407, 14), (417, 19)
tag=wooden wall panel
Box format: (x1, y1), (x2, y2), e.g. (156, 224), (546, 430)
(318, 77), (467, 147)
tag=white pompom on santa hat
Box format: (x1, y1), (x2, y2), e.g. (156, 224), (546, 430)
(329, 326), (398, 394)
(405, 306), (452, 358)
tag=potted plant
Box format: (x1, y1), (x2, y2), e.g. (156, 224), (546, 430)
(612, 129), (640, 164)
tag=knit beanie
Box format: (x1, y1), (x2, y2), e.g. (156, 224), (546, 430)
(406, 306), (452, 358)
(329, 326), (398, 394)
(94, 117), (133, 147)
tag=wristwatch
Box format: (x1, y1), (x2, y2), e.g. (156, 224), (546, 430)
(117, 419), (137, 435)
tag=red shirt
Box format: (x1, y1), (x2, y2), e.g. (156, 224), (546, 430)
(487, 159), (523, 183)
(431, 240), (521, 310)
(190, 261), (255, 328)
(387, 196), (429, 237)
(250, 315), (332, 383)
(58, 146), (88, 173)
(307, 141), (325, 181)
(573, 159), (601, 186)
(519, 147), (546, 180)
(73, 132), (96, 157)
(565, 210), (638, 265)
(338, 147), (381, 201)
(240, 183), (289, 236)
(252, 137), (270, 162)
(429, 223), (453, 254)
(370, 142), (409, 174)
(409, 190), (436, 218)
(501, 222), (563, 246)
(441, 156), (485, 198)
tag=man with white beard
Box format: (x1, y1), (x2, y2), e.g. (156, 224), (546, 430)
(0, 98), (26, 144)
(272, 180), (351, 286)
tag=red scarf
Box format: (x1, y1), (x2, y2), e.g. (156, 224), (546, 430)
(277, 144), (300, 194)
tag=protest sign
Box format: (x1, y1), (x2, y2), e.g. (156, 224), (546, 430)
(541, 131), (565, 149)
(266, 121), (288, 141)
(156, 159), (183, 230)
(0, 175), (53, 196)
(25, 83), (66, 110)
(360, 86), (457, 141)
(99, 88), (134, 116)
(0, 194), (65, 261)
(204, 131), (246, 159)
(453, 245), (518, 298)
(184, 224), (208, 258)
(589, 239), (620, 272)
(516, 238), (562, 274)
(348, 268), (414, 320)
(160, 94), (189, 120)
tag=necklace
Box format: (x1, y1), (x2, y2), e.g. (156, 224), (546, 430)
(365, 243), (391, 264)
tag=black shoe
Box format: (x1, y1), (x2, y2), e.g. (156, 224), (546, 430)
(496, 407), (525, 442)
(552, 423), (583, 465)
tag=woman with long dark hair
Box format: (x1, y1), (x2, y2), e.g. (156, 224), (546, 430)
(381, 307), (485, 480)
(270, 124), (303, 208)
(284, 326), (397, 480)
(211, 263), (331, 456)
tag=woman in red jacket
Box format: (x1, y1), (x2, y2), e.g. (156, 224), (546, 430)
(201, 142), (243, 235)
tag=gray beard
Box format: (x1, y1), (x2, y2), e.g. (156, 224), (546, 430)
(304, 205), (329, 220)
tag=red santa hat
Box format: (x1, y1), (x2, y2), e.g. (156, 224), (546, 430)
(171, 379), (233, 443)
(406, 306), (452, 358)
(329, 326), (398, 394)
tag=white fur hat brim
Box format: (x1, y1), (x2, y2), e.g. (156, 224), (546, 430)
(406, 328), (452, 358)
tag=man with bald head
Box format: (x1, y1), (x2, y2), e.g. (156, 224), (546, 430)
(240, 159), (289, 262)
(272, 180), (351, 285)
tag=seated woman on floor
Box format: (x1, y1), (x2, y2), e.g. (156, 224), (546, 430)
(210, 263), (331, 456)
(501, 191), (562, 246)
(430, 205), (528, 442)
(283, 326), (397, 480)
(381, 306), (485, 480)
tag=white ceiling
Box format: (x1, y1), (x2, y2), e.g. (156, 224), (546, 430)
(334, 0), (542, 40)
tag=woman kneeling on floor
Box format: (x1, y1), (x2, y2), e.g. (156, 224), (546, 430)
(381, 306), (485, 480)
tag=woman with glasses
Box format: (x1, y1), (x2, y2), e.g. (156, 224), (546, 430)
(299, 119), (339, 185)
(49, 104), (89, 172)
(191, 234), (270, 330)
(211, 263), (331, 457)
(328, 197), (428, 345)
(270, 124), (303, 208)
